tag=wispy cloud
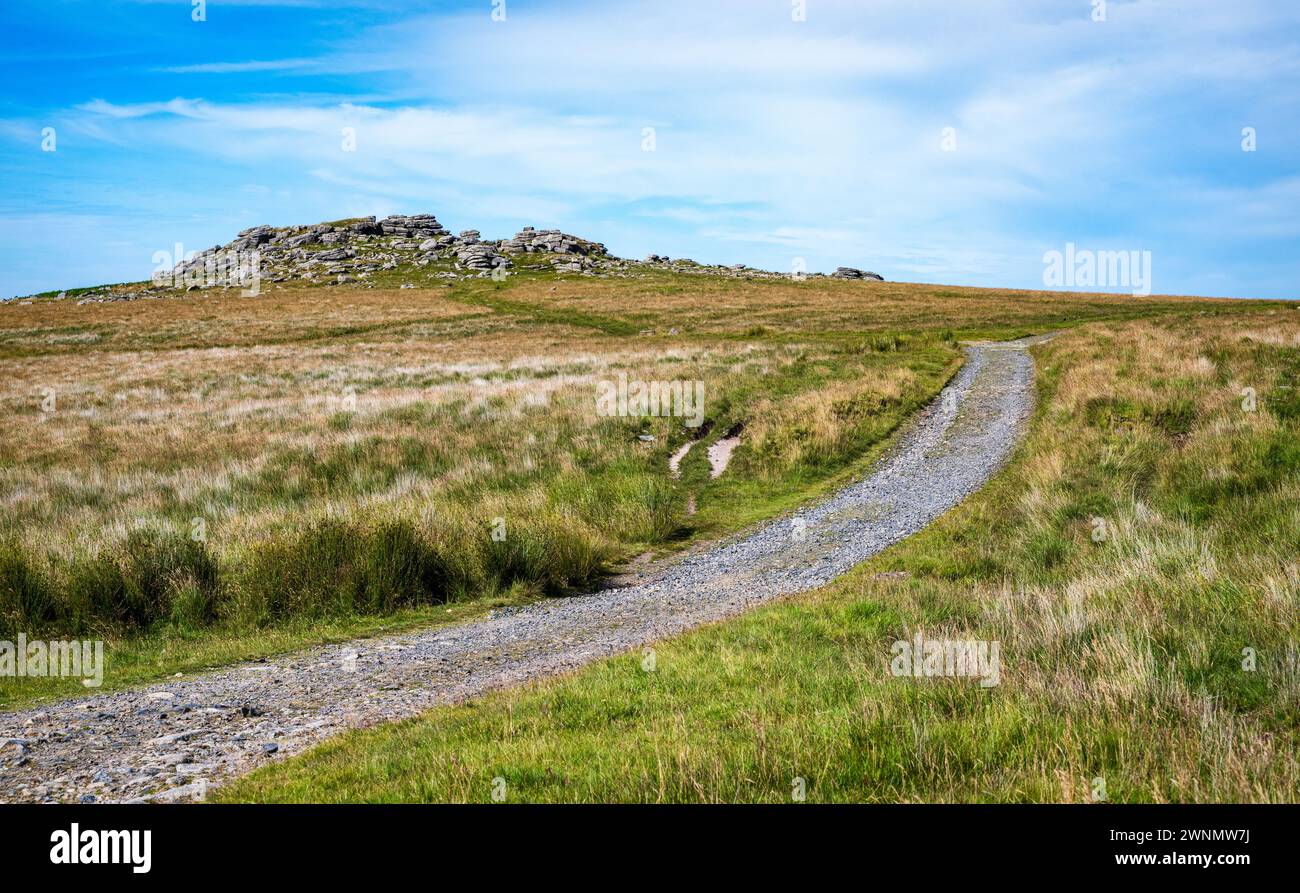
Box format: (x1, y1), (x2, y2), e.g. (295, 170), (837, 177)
(159, 58), (319, 74)
(75, 98), (207, 119)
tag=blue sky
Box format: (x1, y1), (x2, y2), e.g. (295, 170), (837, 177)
(1, 0), (1297, 298)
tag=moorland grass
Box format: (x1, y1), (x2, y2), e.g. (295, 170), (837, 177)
(0, 273), (1276, 708)
(218, 309), (1300, 803)
(0, 274), (971, 703)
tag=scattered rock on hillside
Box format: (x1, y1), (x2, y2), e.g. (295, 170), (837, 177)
(16, 211), (888, 301)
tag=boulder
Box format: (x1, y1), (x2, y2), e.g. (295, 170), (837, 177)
(349, 217), (382, 235)
(379, 215), (446, 238)
(453, 242), (509, 271)
(831, 267), (885, 281)
(499, 227), (607, 256)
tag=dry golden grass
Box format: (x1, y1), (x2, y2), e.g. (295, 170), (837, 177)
(2, 286), (482, 353)
(502, 272), (1245, 337)
(12, 273), (1225, 564)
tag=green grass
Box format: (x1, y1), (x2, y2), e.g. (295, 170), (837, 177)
(219, 311), (1300, 803)
(445, 278), (644, 336)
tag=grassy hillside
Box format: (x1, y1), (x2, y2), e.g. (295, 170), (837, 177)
(0, 272), (1271, 706)
(2, 272), (1190, 707)
(219, 307), (1300, 803)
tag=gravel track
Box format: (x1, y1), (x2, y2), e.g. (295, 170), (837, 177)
(0, 337), (1039, 803)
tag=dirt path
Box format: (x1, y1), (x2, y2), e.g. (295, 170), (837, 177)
(0, 338), (1040, 803)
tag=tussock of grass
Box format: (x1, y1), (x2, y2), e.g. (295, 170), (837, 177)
(740, 364), (919, 478)
(1, 528), (220, 638)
